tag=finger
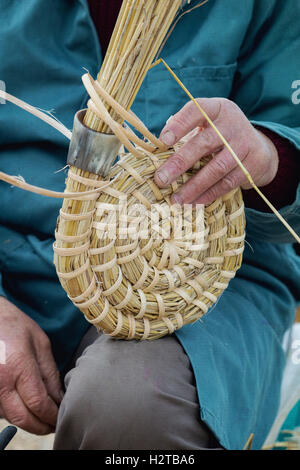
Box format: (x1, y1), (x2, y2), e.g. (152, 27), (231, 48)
(15, 358), (59, 428)
(170, 145), (248, 204)
(155, 127), (223, 187)
(0, 388), (54, 435)
(34, 336), (63, 405)
(160, 98), (222, 147)
(191, 165), (251, 205)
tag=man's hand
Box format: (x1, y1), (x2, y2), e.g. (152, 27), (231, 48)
(0, 297), (63, 435)
(154, 98), (279, 205)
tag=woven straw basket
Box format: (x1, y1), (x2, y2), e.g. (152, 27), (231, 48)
(0, 1), (297, 341)
(53, 142), (245, 340)
(53, 0), (246, 340)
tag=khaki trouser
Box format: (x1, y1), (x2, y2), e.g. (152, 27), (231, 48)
(54, 327), (222, 450)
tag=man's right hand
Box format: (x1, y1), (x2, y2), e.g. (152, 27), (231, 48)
(0, 297), (63, 435)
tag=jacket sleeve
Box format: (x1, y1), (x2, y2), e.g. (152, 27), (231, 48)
(229, 0), (300, 244)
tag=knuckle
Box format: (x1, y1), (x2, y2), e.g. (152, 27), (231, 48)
(210, 158), (228, 178)
(8, 413), (27, 429)
(200, 130), (216, 151)
(204, 188), (218, 202)
(171, 152), (188, 174)
(218, 98), (240, 119)
(26, 395), (45, 415)
(173, 100), (200, 127)
(220, 97), (235, 111)
(221, 175), (237, 192)
(171, 111), (188, 129)
(185, 100), (197, 114)
(10, 412), (28, 428)
(42, 364), (60, 388)
(0, 375), (15, 400)
(38, 334), (51, 351)
(8, 351), (30, 373)
(238, 141), (249, 159)
(48, 367), (60, 383)
(0, 387), (13, 403)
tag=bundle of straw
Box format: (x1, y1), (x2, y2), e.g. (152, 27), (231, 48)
(53, 0), (246, 340)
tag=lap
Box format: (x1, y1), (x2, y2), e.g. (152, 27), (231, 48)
(54, 327), (222, 450)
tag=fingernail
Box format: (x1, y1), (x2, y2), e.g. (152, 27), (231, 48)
(156, 169), (169, 185)
(161, 130), (176, 146)
(171, 193), (183, 205)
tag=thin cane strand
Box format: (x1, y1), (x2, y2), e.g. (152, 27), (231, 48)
(149, 59), (300, 244)
(0, 171), (118, 199)
(155, 0), (210, 60)
(0, 90), (72, 140)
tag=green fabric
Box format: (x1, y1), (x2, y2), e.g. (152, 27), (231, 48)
(0, 0), (299, 450)
(275, 400), (300, 449)
(280, 400), (300, 432)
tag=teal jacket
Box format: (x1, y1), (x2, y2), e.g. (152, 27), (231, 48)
(0, 0), (299, 450)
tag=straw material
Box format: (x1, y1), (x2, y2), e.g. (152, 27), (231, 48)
(53, 0), (246, 340)
(53, 142), (245, 340)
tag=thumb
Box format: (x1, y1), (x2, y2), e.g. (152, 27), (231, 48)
(34, 337), (64, 405)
